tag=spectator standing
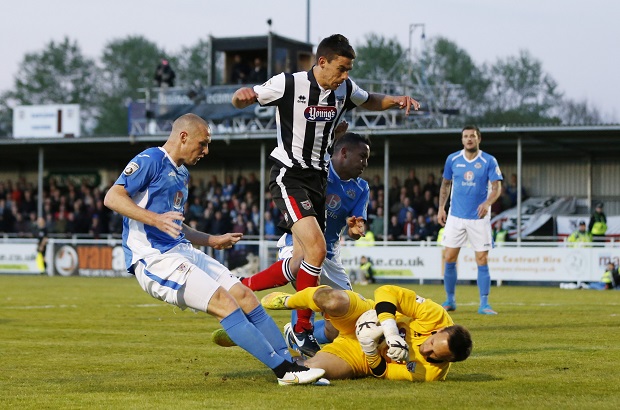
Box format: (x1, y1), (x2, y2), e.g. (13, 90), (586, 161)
(248, 57), (268, 84)
(438, 125), (503, 315)
(154, 59), (176, 87)
(588, 202), (607, 239)
(231, 54), (250, 84)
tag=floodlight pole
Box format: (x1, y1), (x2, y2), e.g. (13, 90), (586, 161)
(408, 23), (425, 79)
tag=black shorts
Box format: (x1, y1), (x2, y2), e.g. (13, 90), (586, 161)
(269, 164), (327, 233)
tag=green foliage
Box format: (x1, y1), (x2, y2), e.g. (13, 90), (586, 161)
(353, 33), (407, 82)
(1, 276), (619, 409)
(420, 37), (490, 104)
(2, 37), (100, 135)
(480, 50), (563, 125)
(95, 36), (166, 135)
(176, 38), (211, 88)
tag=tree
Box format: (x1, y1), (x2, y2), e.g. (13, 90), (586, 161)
(479, 50), (563, 125)
(95, 36), (166, 135)
(176, 38), (211, 88)
(558, 99), (602, 125)
(1, 37), (100, 135)
(353, 34), (407, 84)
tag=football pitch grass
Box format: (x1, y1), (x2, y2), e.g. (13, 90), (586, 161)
(1, 276), (619, 409)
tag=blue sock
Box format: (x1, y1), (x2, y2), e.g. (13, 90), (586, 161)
(220, 308), (284, 369)
(246, 305), (292, 362)
(444, 262), (457, 303)
(313, 320), (330, 344)
(478, 265), (491, 306)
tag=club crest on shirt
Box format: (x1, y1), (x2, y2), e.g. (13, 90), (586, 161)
(474, 162), (482, 169)
(174, 262), (190, 274)
(406, 361), (417, 373)
(123, 162), (139, 176)
(346, 189), (356, 199)
(300, 200), (312, 210)
(304, 106), (337, 122)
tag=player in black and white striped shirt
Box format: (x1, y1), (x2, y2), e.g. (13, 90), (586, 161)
(232, 34), (420, 357)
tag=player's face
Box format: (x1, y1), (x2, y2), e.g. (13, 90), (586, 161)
(340, 142), (370, 179)
(317, 55), (353, 90)
(186, 127), (211, 165)
(419, 329), (453, 362)
(461, 129), (480, 153)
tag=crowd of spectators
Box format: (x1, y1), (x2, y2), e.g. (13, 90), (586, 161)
(1, 168), (516, 243)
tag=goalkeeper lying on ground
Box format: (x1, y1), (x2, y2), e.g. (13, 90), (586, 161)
(215, 285), (472, 381)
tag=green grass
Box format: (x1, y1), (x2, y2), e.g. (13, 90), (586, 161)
(1, 276), (619, 409)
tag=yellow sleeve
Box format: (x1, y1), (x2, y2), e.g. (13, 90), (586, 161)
(374, 285), (421, 323)
(368, 358), (444, 382)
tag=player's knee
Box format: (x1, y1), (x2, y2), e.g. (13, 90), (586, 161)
(207, 287), (241, 320)
(229, 282), (260, 310)
(314, 287), (348, 315)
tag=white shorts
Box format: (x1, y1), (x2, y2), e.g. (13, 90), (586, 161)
(442, 215), (494, 252)
(134, 242), (240, 312)
(278, 244), (352, 291)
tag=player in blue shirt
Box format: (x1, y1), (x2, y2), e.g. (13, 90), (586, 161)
(103, 113), (324, 385)
(437, 125), (503, 315)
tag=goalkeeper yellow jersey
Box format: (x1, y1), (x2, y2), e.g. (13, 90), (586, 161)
(322, 286), (455, 381)
(375, 285), (455, 382)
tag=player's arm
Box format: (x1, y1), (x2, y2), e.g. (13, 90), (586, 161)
(361, 93), (420, 115)
(104, 184), (183, 239)
(182, 223), (242, 250)
(437, 178), (452, 226)
(231, 87), (258, 109)
(477, 180), (502, 218)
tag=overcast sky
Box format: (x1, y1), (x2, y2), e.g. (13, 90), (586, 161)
(1, 0), (617, 121)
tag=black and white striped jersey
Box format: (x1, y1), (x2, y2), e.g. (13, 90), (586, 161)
(254, 69), (369, 171)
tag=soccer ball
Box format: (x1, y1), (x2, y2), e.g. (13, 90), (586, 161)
(355, 309), (384, 342)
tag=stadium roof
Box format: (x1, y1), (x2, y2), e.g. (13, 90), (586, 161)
(1, 125), (619, 171)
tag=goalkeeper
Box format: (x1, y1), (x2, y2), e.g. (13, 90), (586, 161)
(261, 285), (472, 381)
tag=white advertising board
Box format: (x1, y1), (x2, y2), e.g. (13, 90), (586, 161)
(0, 243), (41, 274)
(13, 104), (81, 138)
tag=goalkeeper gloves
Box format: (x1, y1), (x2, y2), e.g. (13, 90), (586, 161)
(381, 318), (409, 362)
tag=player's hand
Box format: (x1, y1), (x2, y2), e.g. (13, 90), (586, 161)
(232, 87), (259, 108)
(437, 209), (447, 227)
(385, 334), (409, 362)
(356, 309), (384, 355)
(347, 216), (366, 237)
(477, 203), (490, 218)
(395, 96), (421, 115)
(381, 318), (409, 362)
(211, 232), (243, 250)
(157, 211), (184, 238)
(333, 120), (349, 140)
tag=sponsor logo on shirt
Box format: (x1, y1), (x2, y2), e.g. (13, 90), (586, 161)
(326, 194), (341, 211)
(462, 170), (476, 186)
(496, 166), (502, 176)
(173, 191), (183, 209)
(297, 95), (307, 104)
(304, 106), (337, 122)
